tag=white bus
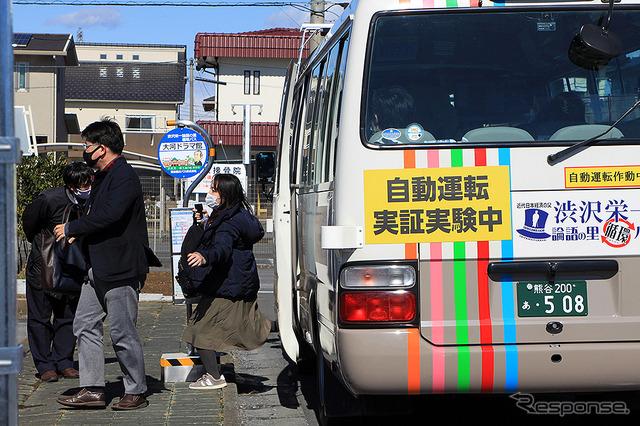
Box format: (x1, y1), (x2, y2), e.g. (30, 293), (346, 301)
(274, 0), (640, 420)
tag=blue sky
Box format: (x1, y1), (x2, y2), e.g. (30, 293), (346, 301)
(11, 1), (344, 119)
(12, 3), (312, 44)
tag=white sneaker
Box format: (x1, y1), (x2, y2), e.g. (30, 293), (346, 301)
(189, 373), (227, 390)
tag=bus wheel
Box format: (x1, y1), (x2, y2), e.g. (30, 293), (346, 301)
(316, 349), (335, 425)
(316, 349), (361, 424)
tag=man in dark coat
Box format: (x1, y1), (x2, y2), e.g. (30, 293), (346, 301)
(54, 119), (160, 411)
(22, 161), (93, 383)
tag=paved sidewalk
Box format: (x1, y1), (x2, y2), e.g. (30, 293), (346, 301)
(17, 300), (311, 425)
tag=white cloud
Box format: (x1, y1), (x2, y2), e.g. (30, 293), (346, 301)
(45, 7), (124, 29)
(264, 7), (308, 28)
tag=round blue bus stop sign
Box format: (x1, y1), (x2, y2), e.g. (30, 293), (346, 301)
(158, 127), (208, 179)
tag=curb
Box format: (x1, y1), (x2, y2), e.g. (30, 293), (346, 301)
(16, 280), (173, 308)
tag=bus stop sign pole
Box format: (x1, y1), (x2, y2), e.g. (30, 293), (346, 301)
(166, 120), (214, 356)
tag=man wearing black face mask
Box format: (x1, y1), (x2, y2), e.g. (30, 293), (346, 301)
(53, 118), (160, 411)
(22, 161), (93, 383)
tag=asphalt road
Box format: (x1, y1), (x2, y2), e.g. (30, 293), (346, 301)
(15, 269), (640, 425)
(256, 268), (640, 425)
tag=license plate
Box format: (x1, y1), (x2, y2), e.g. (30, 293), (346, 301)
(517, 281), (588, 317)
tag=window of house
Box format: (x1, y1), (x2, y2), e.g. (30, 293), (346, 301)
(125, 115), (155, 132)
(253, 71), (261, 95)
(244, 71), (251, 95)
(116, 68), (124, 78)
(133, 68), (140, 79)
(132, 54), (139, 60)
(99, 67), (107, 78)
(116, 54), (123, 60)
(15, 62), (28, 91)
(100, 54), (107, 60)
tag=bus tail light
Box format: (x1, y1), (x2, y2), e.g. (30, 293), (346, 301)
(340, 265), (415, 288)
(340, 291), (416, 323)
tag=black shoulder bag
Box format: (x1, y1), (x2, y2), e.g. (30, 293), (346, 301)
(40, 203), (87, 295)
(175, 222), (212, 298)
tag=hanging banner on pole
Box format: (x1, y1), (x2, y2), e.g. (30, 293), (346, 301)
(158, 127), (208, 179)
(169, 208), (194, 302)
(185, 163), (248, 194)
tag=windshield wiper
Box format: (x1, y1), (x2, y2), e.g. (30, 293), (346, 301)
(547, 99), (640, 166)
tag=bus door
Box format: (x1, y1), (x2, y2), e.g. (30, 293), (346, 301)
(274, 60), (299, 362)
(295, 59), (327, 346)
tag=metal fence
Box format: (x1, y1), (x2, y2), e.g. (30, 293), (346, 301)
(17, 171), (274, 273)
(140, 172), (274, 267)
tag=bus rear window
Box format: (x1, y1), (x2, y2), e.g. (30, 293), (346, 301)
(363, 9), (640, 146)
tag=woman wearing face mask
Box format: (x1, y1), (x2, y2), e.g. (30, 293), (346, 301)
(182, 174), (272, 390)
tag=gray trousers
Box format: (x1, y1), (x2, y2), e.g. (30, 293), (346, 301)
(73, 271), (147, 395)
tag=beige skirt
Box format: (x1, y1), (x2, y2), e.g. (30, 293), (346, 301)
(181, 296), (271, 352)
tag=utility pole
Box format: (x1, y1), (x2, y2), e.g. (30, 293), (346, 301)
(189, 58), (194, 122)
(1, 0), (23, 423)
(309, 0), (325, 52)
(232, 104), (262, 167)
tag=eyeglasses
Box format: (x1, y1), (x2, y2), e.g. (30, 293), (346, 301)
(83, 142), (100, 150)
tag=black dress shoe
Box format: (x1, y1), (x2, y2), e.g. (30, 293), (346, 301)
(111, 394), (148, 410)
(57, 388), (106, 408)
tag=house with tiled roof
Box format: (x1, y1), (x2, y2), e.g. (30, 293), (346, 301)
(13, 33), (78, 147)
(194, 28), (308, 161)
(65, 43), (187, 160)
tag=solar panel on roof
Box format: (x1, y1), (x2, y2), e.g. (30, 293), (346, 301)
(13, 34), (32, 47)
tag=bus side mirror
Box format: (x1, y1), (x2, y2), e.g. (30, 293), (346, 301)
(568, 0), (622, 71)
(256, 152), (275, 183)
(568, 24), (622, 71)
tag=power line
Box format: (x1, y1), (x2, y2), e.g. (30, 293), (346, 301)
(13, 1), (311, 6)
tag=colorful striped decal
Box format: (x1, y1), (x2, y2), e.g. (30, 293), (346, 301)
(428, 149), (445, 393)
(422, 148), (514, 393)
(398, 0), (482, 8)
(404, 150), (420, 394)
(451, 149), (471, 391)
(475, 148), (495, 393)
(396, 0), (514, 395)
(499, 147), (518, 392)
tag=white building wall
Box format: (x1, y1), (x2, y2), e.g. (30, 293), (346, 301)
(76, 44), (184, 63)
(216, 57), (289, 122)
(13, 55), (57, 143)
(66, 101), (177, 133)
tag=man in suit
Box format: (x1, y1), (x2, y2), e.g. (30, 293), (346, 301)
(54, 119), (160, 410)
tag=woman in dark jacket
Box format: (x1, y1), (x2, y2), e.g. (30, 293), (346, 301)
(182, 174), (271, 390)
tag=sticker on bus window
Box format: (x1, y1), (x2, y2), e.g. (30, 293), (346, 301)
(406, 124), (423, 141)
(565, 166), (640, 189)
(363, 166), (512, 244)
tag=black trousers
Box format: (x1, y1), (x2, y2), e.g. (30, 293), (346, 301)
(26, 284), (79, 375)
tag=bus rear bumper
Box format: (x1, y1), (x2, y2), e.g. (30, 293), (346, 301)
(337, 328), (640, 395)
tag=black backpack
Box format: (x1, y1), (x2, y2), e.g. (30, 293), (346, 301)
(175, 222), (211, 298)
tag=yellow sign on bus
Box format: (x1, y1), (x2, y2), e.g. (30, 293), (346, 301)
(364, 166), (512, 244)
(565, 166), (640, 188)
